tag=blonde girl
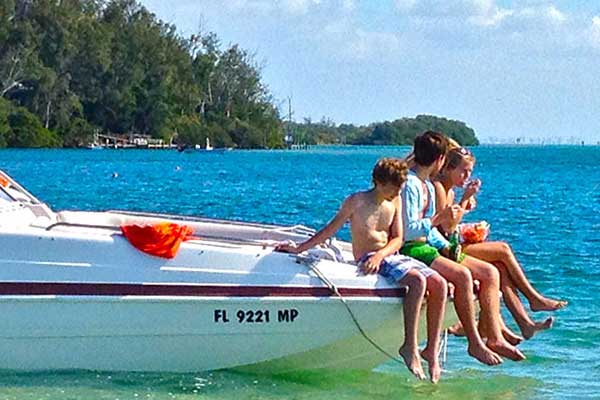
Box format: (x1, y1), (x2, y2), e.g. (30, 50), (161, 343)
(434, 145), (567, 339)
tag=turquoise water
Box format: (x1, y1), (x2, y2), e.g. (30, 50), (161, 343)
(0, 146), (599, 399)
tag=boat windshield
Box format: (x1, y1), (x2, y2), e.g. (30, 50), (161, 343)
(0, 187), (12, 203)
(0, 171), (33, 202)
(0, 170), (54, 221)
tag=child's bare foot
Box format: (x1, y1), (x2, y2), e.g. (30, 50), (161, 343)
(486, 339), (526, 361)
(447, 282), (455, 298)
(399, 344), (426, 380)
(467, 343), (503, 366)
(530, 298), (567, 312)
(448, 322), (465, 336)
(521, 316), (554, 339)
(421, 346), (442, 384)
(502, 325), (524, 345)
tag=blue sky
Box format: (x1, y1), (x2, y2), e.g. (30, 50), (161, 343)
(138, 0), (600, 142)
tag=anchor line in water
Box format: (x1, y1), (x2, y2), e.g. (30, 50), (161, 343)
(297, 254), (408, 368)
(298, 253), (450, 370)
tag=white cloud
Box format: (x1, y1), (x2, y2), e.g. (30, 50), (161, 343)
(588, 16), (600, 47)
(512, 5), (567, 26)
(222, 0), (274, 16)
(320, 20), (402, 61)
(392, 1), (571, 29)
(394, 0), (417, 12)
(348, 30), (402, 60)
(546, 5), (566, 23)
(468, 6), (513, 27)
(341, 0), (355, 12)
(281, 0), (321, 15)
(394, 0), (511, 22)
(217, 0), (355, 17)
(145, 0), (599, 65)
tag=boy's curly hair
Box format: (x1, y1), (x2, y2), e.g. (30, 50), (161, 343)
(372, 158), (408, 186)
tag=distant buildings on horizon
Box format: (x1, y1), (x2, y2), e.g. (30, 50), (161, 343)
(480, 136), (600, 146)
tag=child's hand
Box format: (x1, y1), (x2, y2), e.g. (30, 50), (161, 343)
(450, 204), (465, 224)
(439, 246), (451, 259)
(433, 204), (455, 226)
(463, 179), (481, 200)
(465, 197), (477, 211)
(360, 252), (384, 274)
(438, 204), (464, 230)
(275, 241), (301, 254)
(440, 246), (462, 262)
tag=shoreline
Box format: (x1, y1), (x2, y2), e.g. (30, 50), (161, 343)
(2, 143), (600, 150)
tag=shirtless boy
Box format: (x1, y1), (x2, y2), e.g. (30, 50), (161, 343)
(276, 158), (448, 383)
(401, 131), (525, 365)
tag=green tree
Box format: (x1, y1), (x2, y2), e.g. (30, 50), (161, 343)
(1, 99), (61, 147)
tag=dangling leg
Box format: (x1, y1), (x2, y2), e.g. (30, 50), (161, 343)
(495, 262), (554, 339)
(397, 269), (427, 380)
(430, 257), (503, 366)
(464, 242), (567, 311)
(420, 272), (447, 383)
(461, 256), (525, 361)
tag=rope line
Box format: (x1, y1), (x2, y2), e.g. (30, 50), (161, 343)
(297, 254), (406, 367)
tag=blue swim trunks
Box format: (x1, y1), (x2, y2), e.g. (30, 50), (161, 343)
(357, 252), (437, 284)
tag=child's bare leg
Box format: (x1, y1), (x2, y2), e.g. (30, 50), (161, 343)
(478, 309), (523, 345)
(430, 257), (503, 366)
(464, 242), (566, 311)
(445, 283), (466, 336)
(462, 256), (525, 361)
(398, 269), (427, 380)
(420, 273), (447, 384)
(496, 263), (554, 339)
(499, 315), (524, 345)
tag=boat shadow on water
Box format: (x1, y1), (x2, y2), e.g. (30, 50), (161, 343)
(0, 368), (544, 400)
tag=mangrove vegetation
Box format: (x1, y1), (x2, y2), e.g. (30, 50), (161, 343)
(0, 0), (479, 148)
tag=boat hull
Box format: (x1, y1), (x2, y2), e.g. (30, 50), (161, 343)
(0, 207), (459, 373)
(0, 294), (438, 372)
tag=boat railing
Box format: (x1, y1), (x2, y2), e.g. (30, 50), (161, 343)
(105, 209), (315, 230)
(45, 222), (121, 232)
(105, 209), (317, 236)
(43, 220), (308, 248)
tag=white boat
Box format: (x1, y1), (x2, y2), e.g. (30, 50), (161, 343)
(85, 142), (104, 150)
(0, 170), (457, 373)
(179, 138), (232, 153)
(194, 137), (213, 151)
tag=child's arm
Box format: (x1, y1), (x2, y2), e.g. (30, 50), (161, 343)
(433, 181), (448, 214)
(459, 179), (481, 211)
(433, 182), (463, 233)
(275, 195), (356, 254)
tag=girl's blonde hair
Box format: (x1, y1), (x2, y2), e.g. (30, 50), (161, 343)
(443, 138), (475, 171)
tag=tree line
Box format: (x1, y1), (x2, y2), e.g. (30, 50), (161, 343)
(0, 0), (479, 149)
(287, 114), (479, 146)
(0, 0), (282, 148)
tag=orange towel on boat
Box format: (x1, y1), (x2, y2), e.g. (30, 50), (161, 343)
(121, 222), (195, 259)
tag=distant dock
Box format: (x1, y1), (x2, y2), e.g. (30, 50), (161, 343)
(288, 143), (313, 150)
(88, 133), (177, 149)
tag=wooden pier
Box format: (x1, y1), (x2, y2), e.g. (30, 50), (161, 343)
(91, 133), (177, 149)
